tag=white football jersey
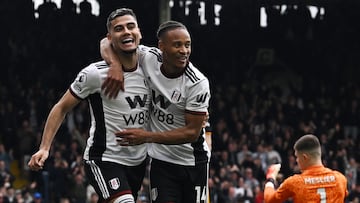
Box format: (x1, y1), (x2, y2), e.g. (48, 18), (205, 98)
(69, 60), (150, 166)
(138, 45), (211, 166)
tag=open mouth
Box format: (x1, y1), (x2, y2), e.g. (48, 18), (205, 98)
(178, 56), (188, 63)
(122, 38), (134, 44)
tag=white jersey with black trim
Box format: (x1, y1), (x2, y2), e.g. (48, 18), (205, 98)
(138, 45), (211, 166)
(69, 60), (150, 166)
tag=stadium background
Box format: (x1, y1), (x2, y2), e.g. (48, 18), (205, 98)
(1, 0), (360, 202)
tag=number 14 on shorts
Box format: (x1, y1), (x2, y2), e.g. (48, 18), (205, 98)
(195, 186), (207, 203)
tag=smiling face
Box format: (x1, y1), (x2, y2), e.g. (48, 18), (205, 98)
(107, 14), (142, 54)
(159, 27), (191, 75)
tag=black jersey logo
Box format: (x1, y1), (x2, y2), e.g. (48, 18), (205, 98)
(125, 95), (148, 109)
(196, 92), (209, 103)
(152, 90), (171, 109)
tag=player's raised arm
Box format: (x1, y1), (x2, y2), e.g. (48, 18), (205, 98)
(100, 37), (124, 98)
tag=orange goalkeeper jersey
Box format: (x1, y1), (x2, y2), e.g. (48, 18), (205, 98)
(264, 165), (348, 203)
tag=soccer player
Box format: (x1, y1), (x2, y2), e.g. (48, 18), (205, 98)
(264, 134), (348, 202)
(28, 8), (150, 203)
(101, 21), (211, 203)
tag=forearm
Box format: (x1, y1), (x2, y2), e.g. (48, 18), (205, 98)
(264, 186), (277, 202)
(264, 179), (291, 203)
(148, 126), (201, 145)
(39, 104), (68, 151)
(100, 37), (125, 95)
(100, 37), (121, 67)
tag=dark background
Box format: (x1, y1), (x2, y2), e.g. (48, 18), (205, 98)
(1, 0), (360, 203)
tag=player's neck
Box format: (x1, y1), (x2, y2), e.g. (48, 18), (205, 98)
(304, 160), (323, 171)
(160, 63), (185, 78)
(118, 53), (138, 72)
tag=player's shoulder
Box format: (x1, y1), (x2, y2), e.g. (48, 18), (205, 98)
(76, 61), (108, 82)
(138, 45), (160, 55)
(139, 44), (155, 51)
(330, 168), (347, 180)
(92, 60), (109, 70)
(185, 62), (209, 84)
(138, 45), (162, 63)
(82, 61), (108, 72)
(287, 173), (303, 181)
(277, 173), (304, 191)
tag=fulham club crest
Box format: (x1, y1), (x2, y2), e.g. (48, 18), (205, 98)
(109, 178), (120, 190)
(151, 188), (158, 201)
(171, 90), (181, 102)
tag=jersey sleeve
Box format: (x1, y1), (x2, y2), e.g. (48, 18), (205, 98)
(264, 176), (297, 203)
(69, 65), (101, 99)
(138, 45), (158, 67)
(186, 78), (210, 113)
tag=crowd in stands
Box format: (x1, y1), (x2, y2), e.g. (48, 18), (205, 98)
(1, 0), (360, 202)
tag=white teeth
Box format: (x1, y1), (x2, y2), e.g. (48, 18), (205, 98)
(122, 38), (133, 44)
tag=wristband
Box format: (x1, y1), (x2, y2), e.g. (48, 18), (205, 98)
(266, 178), (275, 185)
(265, 178), (276, 188)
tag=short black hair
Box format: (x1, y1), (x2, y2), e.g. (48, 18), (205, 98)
(156, 20), (187, 39)
(106, 8), (137, 31)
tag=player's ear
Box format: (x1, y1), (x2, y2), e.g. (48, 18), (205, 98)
(107, 33), (111, 41)
(302, 152), (310, 161)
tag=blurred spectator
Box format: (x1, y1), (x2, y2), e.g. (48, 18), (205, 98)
(88, 192), (98, 203)
(31, 192), (42, 203)
(236, 144), (253, 166)
(243, 167), (259, 191)
(0, 191), (10, 203)
(85, 185), (96, 203)
(0, 160), (15, 189)
(0, 144), (12, 171)
(348, 182), (360, 203)
(234, 176), (254, 202)
(16, 120), (37, 171)
(346, 157), (359, 191)
(69, 173), (86, 203)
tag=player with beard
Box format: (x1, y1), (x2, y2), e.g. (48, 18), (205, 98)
(28, 8), (150, 203)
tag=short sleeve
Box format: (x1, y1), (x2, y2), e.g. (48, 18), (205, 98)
(70, 65), (101, 99)
(186, 79), (210, 113)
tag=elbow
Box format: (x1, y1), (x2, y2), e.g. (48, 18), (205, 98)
(100, 37), (108, 47)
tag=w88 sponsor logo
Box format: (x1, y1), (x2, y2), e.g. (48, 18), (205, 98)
(123, 110), (149, 126)
(152, 108), (174, 125)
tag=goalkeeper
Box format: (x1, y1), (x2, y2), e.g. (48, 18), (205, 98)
(264, 134), (348, 203)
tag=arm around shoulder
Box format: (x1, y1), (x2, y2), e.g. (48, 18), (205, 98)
(100, 37), (124, 97)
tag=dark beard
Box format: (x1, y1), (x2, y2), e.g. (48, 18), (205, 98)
(122, 48), (137, 54)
